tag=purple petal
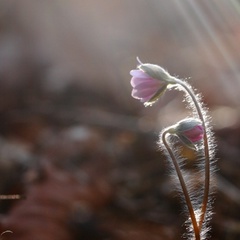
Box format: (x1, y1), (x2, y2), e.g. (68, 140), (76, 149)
(131, 77), (149, 87)
(183, 126), (204, 143)
(130, 76), (159, 87)
(130, 67), (168, 106)
(130, 69), (149, 78)
(140, 95), (155, 103)
(132, 87), (158, 99)
(133, 81), (161, 90)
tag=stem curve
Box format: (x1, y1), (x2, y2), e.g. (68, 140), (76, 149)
(162, 130), (200, 240)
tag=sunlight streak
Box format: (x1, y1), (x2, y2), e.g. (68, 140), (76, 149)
(174, 0), (240, 105)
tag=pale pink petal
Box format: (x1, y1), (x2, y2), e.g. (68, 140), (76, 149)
(131, 77), (150, 87)
(130, 69), (149, 78)
(134, 81), (161, 90)
(140, 95), (155, 103)
(129, 66), (169, 105)
(183, 126), (204, 142)
(130, 77), (159, 87)
(132, 87), (158, 98)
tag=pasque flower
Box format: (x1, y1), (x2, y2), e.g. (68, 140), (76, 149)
(129, 58), (215, 239)
(130, 59), (176, 106)
(168, 118), (204, 149)
(130, 69), (168, 106)
(182, 125), (204, 143)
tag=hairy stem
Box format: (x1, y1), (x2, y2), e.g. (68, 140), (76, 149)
(162, 130), (200, 240)
(173, 78), (210, 230)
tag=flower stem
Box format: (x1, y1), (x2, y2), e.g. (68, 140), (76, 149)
(162, 130), (200, 240)
(174, 78), (210, 230)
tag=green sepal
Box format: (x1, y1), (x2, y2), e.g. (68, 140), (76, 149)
(176, 134), (196, 150)
(144, 84), (168, 107)
(139, 64), (176, 84)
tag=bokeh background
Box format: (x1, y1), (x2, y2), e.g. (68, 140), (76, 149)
(0, 0), (240, 239)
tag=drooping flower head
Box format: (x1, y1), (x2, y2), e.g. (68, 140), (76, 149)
(168, 118), (204, 149)
(130, 58), (176, 106)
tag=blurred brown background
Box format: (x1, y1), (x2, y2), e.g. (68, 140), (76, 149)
(0, 0), (239, 239)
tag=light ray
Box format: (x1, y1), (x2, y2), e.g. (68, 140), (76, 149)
(175, 0), (240, 105)
(186, 0), (240, 87)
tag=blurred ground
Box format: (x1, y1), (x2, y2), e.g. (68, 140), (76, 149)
(0, 1), (240, 239)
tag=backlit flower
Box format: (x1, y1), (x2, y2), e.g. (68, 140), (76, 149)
(130, 69), (168, 106)
(181, 125), (204, 143)
(168, 118), (204, 149)
(130, 59), (177, 106)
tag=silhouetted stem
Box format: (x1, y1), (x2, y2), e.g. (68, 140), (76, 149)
(174, 78), (210, 230)
(162, 130), (200, 240)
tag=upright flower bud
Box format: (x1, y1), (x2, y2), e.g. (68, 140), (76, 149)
(168, 118), (204, 149)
